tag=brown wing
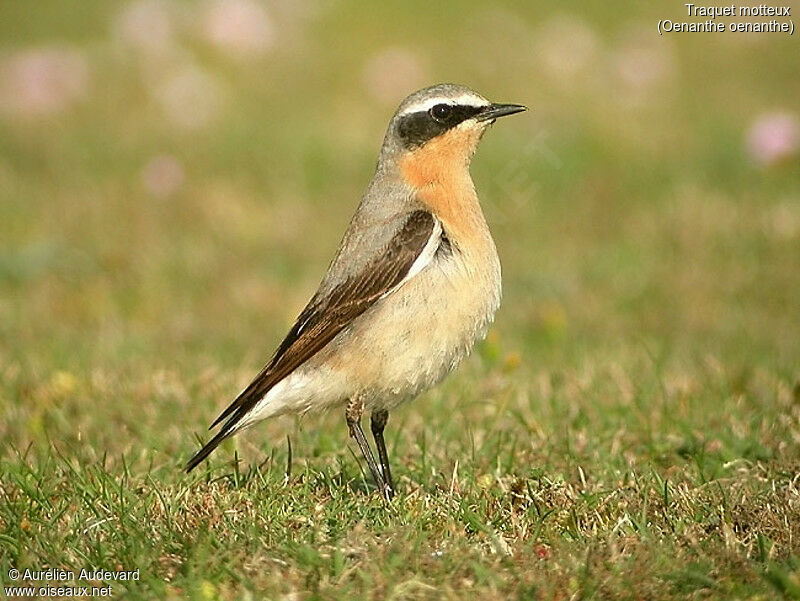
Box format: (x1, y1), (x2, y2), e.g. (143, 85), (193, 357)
(185, 210), (438, 471)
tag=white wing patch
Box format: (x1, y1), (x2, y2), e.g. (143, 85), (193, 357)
(381, 216), (442, 299)
(233, 215), (444, 430)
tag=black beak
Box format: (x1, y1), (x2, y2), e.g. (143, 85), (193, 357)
(475, 103), (527, 122)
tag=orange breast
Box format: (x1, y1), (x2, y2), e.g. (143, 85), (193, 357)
(398, 126), (488, 245)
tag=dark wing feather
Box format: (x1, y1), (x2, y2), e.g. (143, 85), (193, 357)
(185, 210), (437, 472)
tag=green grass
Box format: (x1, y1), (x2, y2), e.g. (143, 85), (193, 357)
(1, 1), (799, 599)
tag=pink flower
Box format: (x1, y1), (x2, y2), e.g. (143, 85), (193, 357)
(0, 47), (89, 118)
(746, 112), (800, 167)
(142, 155), (184, 198)
(201, 0), (275, 58)
(363, 47), (427, 105)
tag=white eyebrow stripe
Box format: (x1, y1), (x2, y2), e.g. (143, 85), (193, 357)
(399, 94), (490, 116)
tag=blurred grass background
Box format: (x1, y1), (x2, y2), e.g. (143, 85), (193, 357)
(1, 1), (799, 599)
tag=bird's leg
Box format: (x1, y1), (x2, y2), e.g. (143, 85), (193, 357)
(346, 396), (387, 499)
(371, 409), (394, 499)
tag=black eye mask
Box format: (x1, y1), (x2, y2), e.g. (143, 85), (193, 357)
(397, 104), (484, 149)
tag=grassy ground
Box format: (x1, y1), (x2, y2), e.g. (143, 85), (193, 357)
(1, 1), (799, 599)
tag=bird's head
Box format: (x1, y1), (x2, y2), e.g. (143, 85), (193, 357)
(379, 84), (526, 171)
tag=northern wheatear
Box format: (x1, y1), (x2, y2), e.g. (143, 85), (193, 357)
(186, 83), (526, 499)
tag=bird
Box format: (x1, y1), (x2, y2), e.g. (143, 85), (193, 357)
(185, 83), (526, 500)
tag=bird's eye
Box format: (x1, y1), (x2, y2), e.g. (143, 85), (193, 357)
(430, 103), (452, 123)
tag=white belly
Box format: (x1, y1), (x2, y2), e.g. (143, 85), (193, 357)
(327, 243), (502, 410)
(237, 243), (501, 426)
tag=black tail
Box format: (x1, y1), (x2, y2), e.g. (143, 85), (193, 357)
(185, 426), (234, 473)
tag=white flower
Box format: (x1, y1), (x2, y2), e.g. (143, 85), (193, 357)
(153, 64), (226, 130)
(535, 15), (601, 80)
(113, 0), (175, 56)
